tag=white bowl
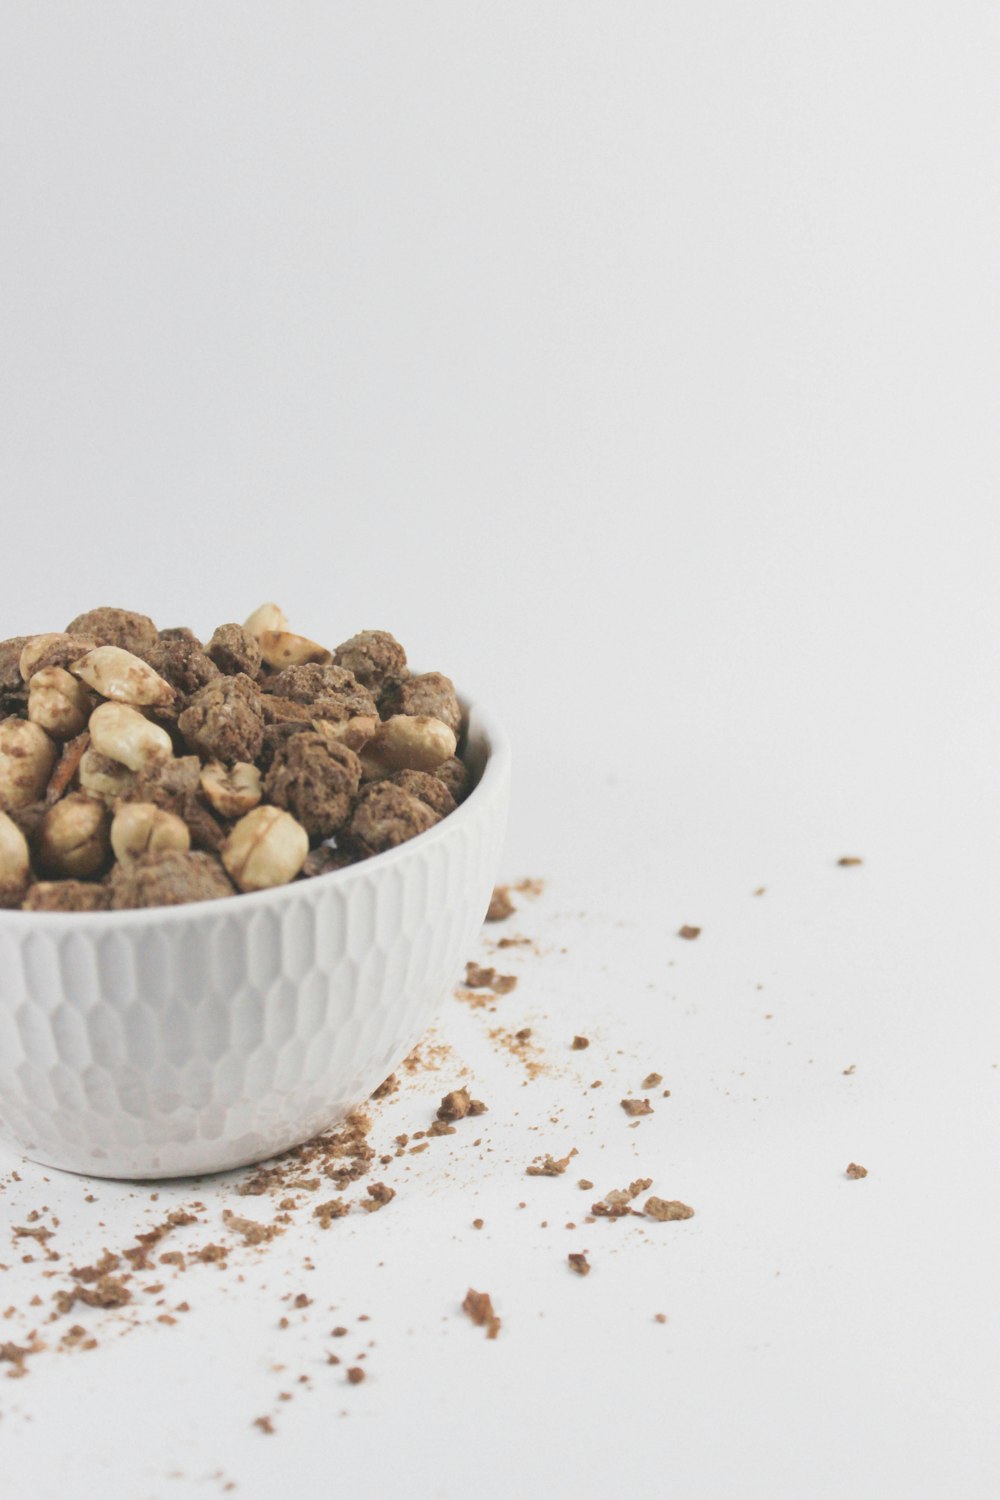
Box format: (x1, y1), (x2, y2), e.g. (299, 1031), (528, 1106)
(0, 700), (510, 1180)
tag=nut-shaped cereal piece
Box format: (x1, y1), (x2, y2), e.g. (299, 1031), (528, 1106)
(346, 782), (438, 857)
(65, 607), (158, 656)
(200, 760), (262, 818)
(28, 667), (94, 740)
(333, 630), (407, 692)
(0, 637), (31, 695)
(35, 792), (111, 879)
(19, 634), (97, 683)
(177, 674), (264, 764)
(0, 719), (58, 810)
(263, 732), (361, 838)
(243, 603), (289, 640)
(379, 672), (462, 736)
(109, 850), (234, 910)
(143, 639), (220, 696)
(359, 715), (457, 779)
(122, 756), (227, 854)
(111, 801), (191, 863)
(0, 810), (31, 908)
(206, 624), (262, 678)
(310, 714), (379, 754)
(222, 805), (309, 892)
(434, 755), (471, 804)
(257, 630), (332, 669)
(89, 702), (173, 772)
(78, 746), (137, 804)
(71, 646), (175, 708)
(262, 663), (378, 721)
(389, 769), (457, 818)
(22, 880), (111, 913)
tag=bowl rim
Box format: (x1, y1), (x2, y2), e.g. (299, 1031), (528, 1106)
(0, 697), (510, 931)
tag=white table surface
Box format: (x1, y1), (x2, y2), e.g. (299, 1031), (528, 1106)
(1, 4), (998, 1496)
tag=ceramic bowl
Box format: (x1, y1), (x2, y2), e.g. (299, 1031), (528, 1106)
(0, 699), (510, 1180)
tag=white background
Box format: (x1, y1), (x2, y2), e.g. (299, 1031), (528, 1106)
(1, 4), (999, 1497)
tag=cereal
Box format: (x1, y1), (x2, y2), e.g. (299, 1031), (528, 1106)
(263, 733), (361, 839)
(109, 850), (235, 909)
(19, 634), (97, 682)
(200, 761), (263, 819)
(0, 606), (469, 911)
(70, 647), (175, 708)
(221, 806), (310, 892)
(0, 811), (31, 908)
(27, 667), (94, 740)
(243, 602), (289, 640)
(64, 608), (158, 656)
(143, 639), (220, 696)
(389, 770), (456, 818)
(643, 1197), (694, 1222)
(462, 1288), (500, 1339)
(258, 631), (331, 669)
(35, 793), (111, 880)
(379, 672), (461, 736)
(89, 703), (173, 772)
(0, 720), (58, 811)
(110, 802), (191, 862)
(434, 756), (471, 804)
(333, 630), (406, 692)
(360, 715), (457, 779)
(206, 624), (262, 679)
(178, 675), (264, 765)
(21, 880), (111, 914)
(78, 747), (136, 805)
(345, 782), (439, 857)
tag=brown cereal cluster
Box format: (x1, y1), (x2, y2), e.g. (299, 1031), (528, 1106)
(0, 605), (469, 912)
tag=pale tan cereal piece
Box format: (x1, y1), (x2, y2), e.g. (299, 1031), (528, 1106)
(110, 802), (192, 862)
(221, 806), (309, 892)
(89, 702), (173, 772)
(28, 667), (94, 740)
(0, 719), (58, 810)
(71, 646), (175, 708)
(35, 792), (111, 879)
(0, 811), (31, 908)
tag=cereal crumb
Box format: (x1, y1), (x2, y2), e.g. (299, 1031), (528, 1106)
(837, 856), (863, 867)
(577, 1179), (594, 1191)
(526, 1150), (577, 1178)
(654, 1312), (667, 1324)
(571, 1036), (590, 1050)
(643, 1197), (694, 1222)
(485, 887), (515, 922)
(346, 1367), (366, 1385)
(842, 1064), (856, 1076)
(567, 1252), (590, 1276)
(462, 1288), (501, 1339)
(641, 1072), (663, 1089)
(620, 1098), (653, 1117)
(252, 1416), (275, 1435)
(472, 1218), (484, 1230)
(678, 925), (701, 940)
(592, 1179), (652, 1218)
(845, 1162), (868, 1179)
(360, 1183), (395, 1213)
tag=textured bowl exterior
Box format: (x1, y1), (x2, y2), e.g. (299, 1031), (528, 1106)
(0, 702), (509, 1179)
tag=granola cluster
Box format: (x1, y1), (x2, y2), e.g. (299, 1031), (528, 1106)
(0, 606), (470, 911)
